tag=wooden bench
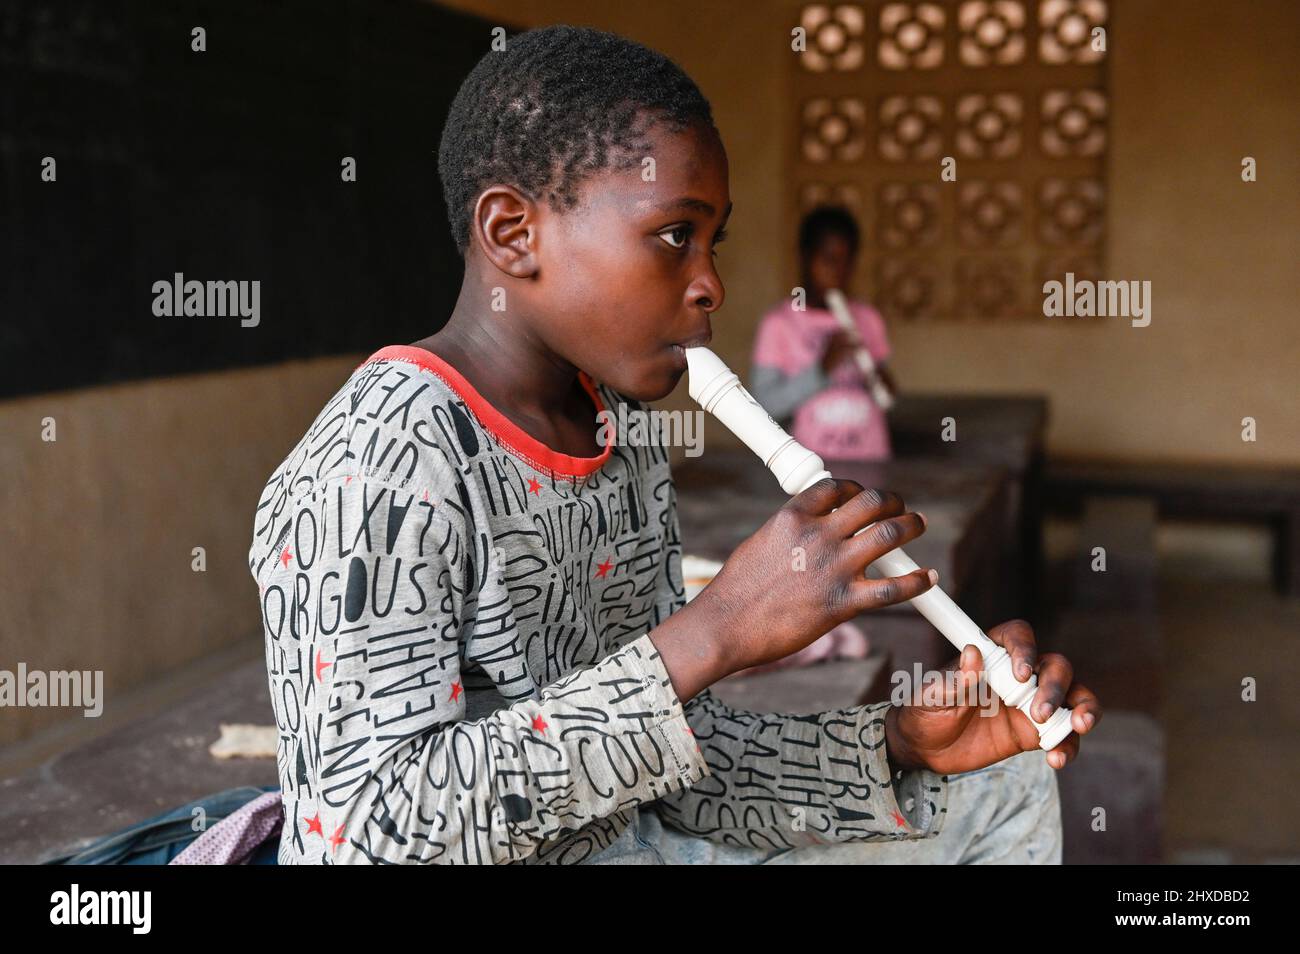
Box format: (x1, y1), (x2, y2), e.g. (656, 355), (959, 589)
(1058, 711), (1164, 864)
(1052, 496), (1165, 863)
(1053, 495), (1162, 714)
(1071, 496), (1159, 614)
(1047, 458), (1300, 595)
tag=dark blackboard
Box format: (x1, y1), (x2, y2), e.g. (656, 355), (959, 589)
(0, 0), (509, 398)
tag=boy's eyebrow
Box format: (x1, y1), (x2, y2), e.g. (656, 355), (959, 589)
(658, 197), (733, 218)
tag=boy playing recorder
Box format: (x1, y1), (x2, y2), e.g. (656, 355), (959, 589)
(249, 26), (1100, 865)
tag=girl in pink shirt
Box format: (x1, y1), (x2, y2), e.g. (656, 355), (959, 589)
(750, 206), (896, 462)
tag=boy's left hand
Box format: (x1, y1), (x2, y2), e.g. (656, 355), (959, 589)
(883, 619), (1102, 774)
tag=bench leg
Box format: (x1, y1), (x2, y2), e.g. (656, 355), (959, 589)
(1277, 509), (1300, 597)
(1021, 448), (1047, 619)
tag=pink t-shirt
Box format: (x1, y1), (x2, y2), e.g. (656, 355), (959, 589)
(752, 297), (893, 461)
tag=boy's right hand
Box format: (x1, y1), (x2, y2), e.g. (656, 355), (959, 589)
(697, 478), (937, 674)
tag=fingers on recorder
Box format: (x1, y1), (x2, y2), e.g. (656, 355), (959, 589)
(787, 476), (867, 517)
(790, 479), (910, 532)
(985, 618), (1038, 680)
(786, 479), (935, 608)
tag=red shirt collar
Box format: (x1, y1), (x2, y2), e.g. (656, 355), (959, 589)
(357, 345), (613, 480)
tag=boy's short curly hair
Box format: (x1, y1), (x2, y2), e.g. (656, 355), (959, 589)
(798, 205), (861, 258)
(437, 25), (715, 255)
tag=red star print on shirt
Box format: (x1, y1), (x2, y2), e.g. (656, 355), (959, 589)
(303, 813), (323, 837)
(531, 714), (548, 734)
(329, 825), (347, 852)
(279, 545), (293, 569)
(527, 477), (542, 495)
(449, 680), (463, 703)
(892, 810), (909, 829)
(594, 558), (613, 579)
(315, 654), (331, 682)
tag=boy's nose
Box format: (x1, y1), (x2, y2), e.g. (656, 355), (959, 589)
(690, 270), (725, 314)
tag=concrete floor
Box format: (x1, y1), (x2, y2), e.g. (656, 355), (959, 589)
(2, 520), (1295, 864)
(1159, 546), (1300, 863)
(0, 646), (275, 864)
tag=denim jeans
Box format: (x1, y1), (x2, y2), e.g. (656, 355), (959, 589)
(584, 749), (1063, 865)
(42, 785), (281, 865)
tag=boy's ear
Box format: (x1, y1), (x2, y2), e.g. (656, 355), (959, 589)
(471, 185), (539, 278)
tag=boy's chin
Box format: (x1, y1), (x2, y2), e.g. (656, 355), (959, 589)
(599, 363), (684, 404)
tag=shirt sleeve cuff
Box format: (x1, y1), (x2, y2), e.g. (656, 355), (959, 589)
(891, 764), (949, 838)
(862, 702), (950, 839)
(619, 634), (712, 791)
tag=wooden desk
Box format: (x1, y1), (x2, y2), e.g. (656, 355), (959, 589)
(673, 448), (1011, 671)
(889, 394), (1050, 619)
(888, 394), (1049, 470)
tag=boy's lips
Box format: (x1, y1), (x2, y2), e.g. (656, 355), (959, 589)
(675, 332), (713, 348)
(669, 333), (712, 371)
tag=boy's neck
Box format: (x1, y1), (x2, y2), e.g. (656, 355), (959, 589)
(409, 280), (601, 457)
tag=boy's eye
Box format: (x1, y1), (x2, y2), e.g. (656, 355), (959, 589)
(658, 224), (729, 254)
(658, 225), (690, 249)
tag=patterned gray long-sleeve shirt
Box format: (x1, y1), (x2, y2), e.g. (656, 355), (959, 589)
(248, 345), (948, 864)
